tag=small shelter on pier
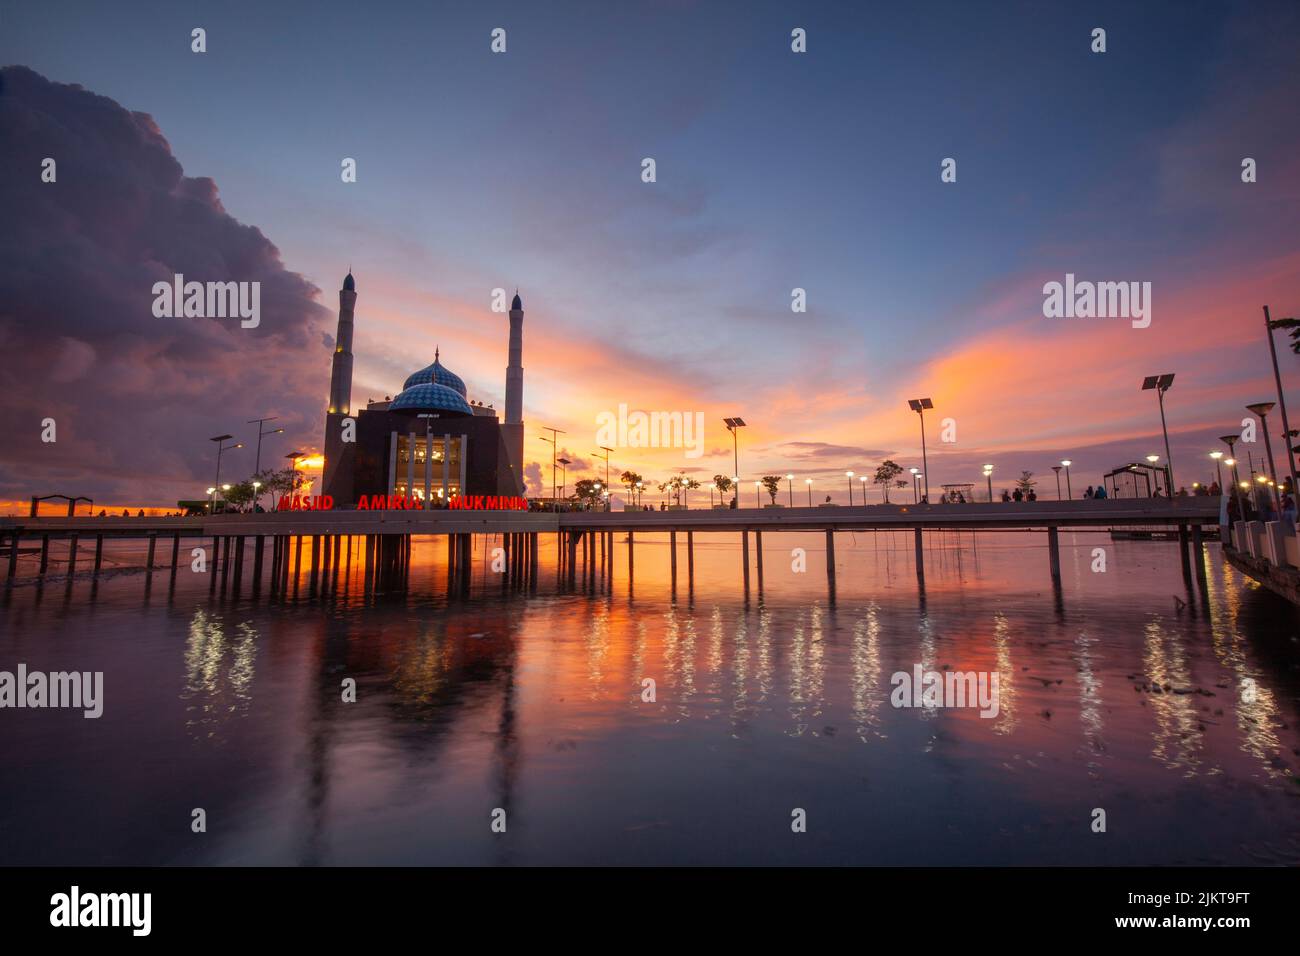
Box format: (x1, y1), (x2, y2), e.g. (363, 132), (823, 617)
(1102, 462), (1169, 499)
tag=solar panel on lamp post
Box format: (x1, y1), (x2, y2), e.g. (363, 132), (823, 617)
(1141, 374), (1176, 491)
(908, 398), (934, 501)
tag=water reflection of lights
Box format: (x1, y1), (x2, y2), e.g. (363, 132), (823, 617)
(183, 608), (257, 737)
(1073, 630), (1104, 756)
(1142, 618), (1203, 774)
(851, 603), (885, 741)
(991, 611), (1017, 734)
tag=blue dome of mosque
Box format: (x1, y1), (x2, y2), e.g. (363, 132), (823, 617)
(389, 381), (474, 416)
(402, 348), (467, 396)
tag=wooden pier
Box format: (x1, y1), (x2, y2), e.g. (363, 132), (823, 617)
(1, 498), (1222, 602)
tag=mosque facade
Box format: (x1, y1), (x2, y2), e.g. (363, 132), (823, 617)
(320, 273), (526, 506)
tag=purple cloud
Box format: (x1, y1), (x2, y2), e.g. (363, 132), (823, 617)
(0, 67), (332, 507)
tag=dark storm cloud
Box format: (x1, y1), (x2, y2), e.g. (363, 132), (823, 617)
(0, 67), (332, 504)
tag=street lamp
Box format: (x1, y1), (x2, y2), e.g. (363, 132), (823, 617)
(1263, 308), (1300, 503)
(209, 435), (241, 511)
(593, 445), (613, 492)
(981, 464), (993, 502)
(1246, 402), (1281, 511)
(908, 398), (934, 502)
(724, 418), (746, 505)
(1059, 459), (1073, 500)
(860, 474), (869, 504)
(786, 473), (794, 507)
(557, 457), (571, 502)
(1141, 374), (1176, 490)
(1210, 451), (1223, 491)
(540, 426), (565, 510)
(910, 466), (921, 504)
(805, 477), (813, 507)
(1051, 465), (1062, 500)
(754, 480), (761, 509)
(846, 470), (855, 506)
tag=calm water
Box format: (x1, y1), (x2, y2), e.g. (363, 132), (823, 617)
(2, 529), (1298, 866)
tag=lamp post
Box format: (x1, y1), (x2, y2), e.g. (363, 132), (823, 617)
(910, 467), (921, 504)
(1263, 307), (1299, 502)
(209, 435), (241, 511)
(846, 470), (855, 506)
(1060, 459), (1073, 500)
(540, 426), (564, 510)
(248, 418), (284, 510)
(982, 464), (993, 502)
(1220, 434), (1246, 521)
(1141, 374), (1176, 490)
(724, 418), (746, 505)
(1246, 402), (1281, 511)
(283, 451), (305, 509)
(557, 457), (570, 503)
(593, 446), (613, 497)
(206, 487), (216, 513)
(786, 473), (794, 507)
(754, 480), (761, 509)
(1210, 451), (1223, 492)
(1051, 465), (1062, 500)
(860, 474), (869, 504)
(908, 398), (934, 502)
(805, 478), (813, 507)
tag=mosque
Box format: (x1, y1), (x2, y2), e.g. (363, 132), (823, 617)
(320, 272), (526, 506)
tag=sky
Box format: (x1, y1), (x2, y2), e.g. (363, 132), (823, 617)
(2, 0), (1298, 510)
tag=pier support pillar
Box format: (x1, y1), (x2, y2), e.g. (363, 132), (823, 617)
(1191, 523), (1209, 595)
(755, 530), (764, 590)
(670, 530), (677, 593)
(826, 529), (836, 600)
(94, 534), (103, 575)
(66, 533), (79, 578)
(170, 532), (181, 585)
(253, 535), (265, 593)
(233, 536), (245, 594)
(7, 532), (18, 583)
(1178, 524), (1192, 583)
(915, 527), (925, 583)
(741, 530), (750, 596)
(686, 531), (694, 591)
(39, 534), (49, 575)
(627, 531), (634, 586)
(1047, 527), (1061, 586)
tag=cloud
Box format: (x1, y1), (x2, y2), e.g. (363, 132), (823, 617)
(0, 67), (332, 506)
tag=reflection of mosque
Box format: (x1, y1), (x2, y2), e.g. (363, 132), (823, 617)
(297, 604), (520, 865)
(322, 272), (526, 505)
